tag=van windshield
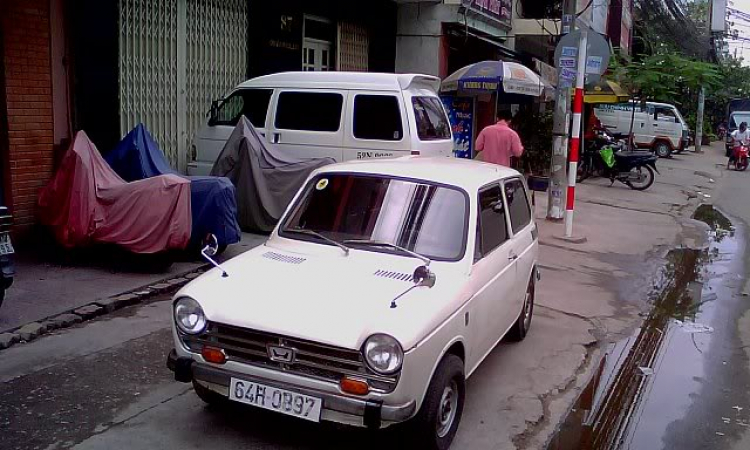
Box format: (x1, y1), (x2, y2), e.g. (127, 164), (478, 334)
(280, 174), (468, 261)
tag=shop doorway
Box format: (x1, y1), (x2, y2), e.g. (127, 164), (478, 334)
(303, 16), (334, 71)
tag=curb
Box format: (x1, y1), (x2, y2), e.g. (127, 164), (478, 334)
(0, 265), (208, 351)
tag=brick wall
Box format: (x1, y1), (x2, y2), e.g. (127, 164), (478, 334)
(1, 0), (55, 232)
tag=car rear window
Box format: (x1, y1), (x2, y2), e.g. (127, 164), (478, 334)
(275, 92), (344, 132)
(412, 96), (451, 141)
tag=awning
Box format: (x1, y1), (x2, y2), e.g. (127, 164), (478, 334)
(584, 79), (630, 104)
(441, 60), (544, 97)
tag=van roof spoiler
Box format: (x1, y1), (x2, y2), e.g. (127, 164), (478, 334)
(398, 74), (441, 93)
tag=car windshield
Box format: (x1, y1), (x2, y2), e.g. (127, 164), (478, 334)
(280, 174), (468, 261)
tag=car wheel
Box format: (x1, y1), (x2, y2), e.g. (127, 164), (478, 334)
(653, 141), (672, 158)
(192, 379), (227, 406)
(506, 274), (535, 342)
(409, 354), (465, 450)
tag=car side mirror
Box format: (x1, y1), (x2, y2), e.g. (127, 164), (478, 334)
(208, 100), (220, 126)
(413, 265), (436, 288)
(202, 233), (219, 257)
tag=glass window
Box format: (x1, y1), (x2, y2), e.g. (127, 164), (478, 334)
(477, 185), (508, 257)
(281, 174), (468, 261)
(275, 92), (343, 132)
(412, 97), (451, 140)
(353, 95), (403, 141)
(504, 179), (531, 234)
(213, 89), (272, 128)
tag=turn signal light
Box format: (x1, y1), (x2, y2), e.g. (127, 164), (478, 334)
(340, 377), (370, 396)
(201, 346), (226, 364)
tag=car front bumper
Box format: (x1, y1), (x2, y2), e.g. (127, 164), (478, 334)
(167, 349), (416, 429)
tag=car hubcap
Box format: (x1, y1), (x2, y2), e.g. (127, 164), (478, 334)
(436, 380), (459, 438)
(523, 287), (533, 330)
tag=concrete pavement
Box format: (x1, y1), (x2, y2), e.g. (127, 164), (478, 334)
(0, 147), (732, 450)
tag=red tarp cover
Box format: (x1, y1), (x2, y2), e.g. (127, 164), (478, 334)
(38, 131), (191, 253)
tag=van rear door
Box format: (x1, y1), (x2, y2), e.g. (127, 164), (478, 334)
(268, 89), (345, 161)
(342, 91), (410, 161)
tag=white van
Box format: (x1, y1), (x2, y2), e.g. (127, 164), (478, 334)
(594, 101), (689, 157)
(187, 72), (454, 175)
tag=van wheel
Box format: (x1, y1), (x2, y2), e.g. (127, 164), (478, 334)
(654, 141), (672, 158)
(409, 354), (465, 450)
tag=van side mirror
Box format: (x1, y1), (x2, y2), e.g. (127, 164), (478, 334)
(208, 100), (220, 126)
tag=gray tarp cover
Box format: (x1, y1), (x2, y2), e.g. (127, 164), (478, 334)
(210, 117), (335, 233)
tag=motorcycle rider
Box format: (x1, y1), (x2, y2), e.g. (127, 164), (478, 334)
(729, 121), (750, 169)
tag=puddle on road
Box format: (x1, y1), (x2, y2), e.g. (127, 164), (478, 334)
(547, 206), (738, 450)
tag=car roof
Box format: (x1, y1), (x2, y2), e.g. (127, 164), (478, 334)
(236, 72), (441, 92)
(313, 157), (521, 192)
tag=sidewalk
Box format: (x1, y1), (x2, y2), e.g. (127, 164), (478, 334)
(0, 232), (267, 333)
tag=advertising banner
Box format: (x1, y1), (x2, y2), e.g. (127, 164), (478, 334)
(441, 96), (474, 159)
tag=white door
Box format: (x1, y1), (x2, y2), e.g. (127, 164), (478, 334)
(268, 90), (346, 161)
(342, 92), (410, 161)
(191, 88), (274, 176)
(503, 178), (536, 303)
(303, 41), (334, 72)
(466, 183), (518, 371)
(653, 106), (681, 146)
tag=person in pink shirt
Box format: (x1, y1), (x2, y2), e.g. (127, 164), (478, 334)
(475, 110), (524, 167)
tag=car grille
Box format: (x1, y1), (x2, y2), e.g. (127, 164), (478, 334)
(185, 322), (399, 393)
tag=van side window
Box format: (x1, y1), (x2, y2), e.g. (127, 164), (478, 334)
(476, 185), (508, 260)
(504, 179), (531, 234)
(214, 89), (272, 127)
(353, 95), (403, 141)
(275, 92), (343, 132)
(412, 97), (451, 140)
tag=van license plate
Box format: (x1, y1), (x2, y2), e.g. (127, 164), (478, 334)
(0, 234), (14, 255)
(228, 378), (322, 422)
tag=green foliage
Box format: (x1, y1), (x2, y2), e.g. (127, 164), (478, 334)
(512, 109), (554, 175)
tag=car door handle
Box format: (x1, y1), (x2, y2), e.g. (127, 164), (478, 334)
(508, 252), (518, 261)
(271, 132), (281, 144)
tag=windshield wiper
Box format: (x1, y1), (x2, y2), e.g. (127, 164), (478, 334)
(342, 240), (431, 266)
(286, 228), (350, 256)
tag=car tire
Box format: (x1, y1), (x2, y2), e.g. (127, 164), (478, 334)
(653, 141), (672, 158)
(408, 354), (465, 450)
(506, 273), (535, 342)
(192, 379), (227, 406)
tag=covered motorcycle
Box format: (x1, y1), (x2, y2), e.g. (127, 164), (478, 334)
(210, 116), (335, 233)
(38, 131), (191, 253)
(105, 124), (241, 249)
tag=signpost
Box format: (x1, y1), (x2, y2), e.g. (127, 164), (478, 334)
(550, 28), (611, 240)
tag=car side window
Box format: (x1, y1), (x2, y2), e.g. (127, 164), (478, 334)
(504, 179), (531, 234)
(275, 91), (344, 132)
(476, 185), (508, 260)
(353, 95), (403, 141)
(214, 89), (273, 127)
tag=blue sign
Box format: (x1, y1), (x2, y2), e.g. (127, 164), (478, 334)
(441, 96), (474, 159)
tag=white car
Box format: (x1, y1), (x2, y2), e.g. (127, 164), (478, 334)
(168, 157), (539, 449)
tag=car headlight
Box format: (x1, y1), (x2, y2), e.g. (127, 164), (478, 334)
(174, 297), (207, 335)
(363, 334), (403, 375)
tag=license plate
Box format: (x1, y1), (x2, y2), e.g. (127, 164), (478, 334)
(0, 234), (14, 256)
(228, 378), (322, 422)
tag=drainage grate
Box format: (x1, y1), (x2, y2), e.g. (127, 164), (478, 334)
(262, 252), (306, 265)
(373, 270), (413, 282)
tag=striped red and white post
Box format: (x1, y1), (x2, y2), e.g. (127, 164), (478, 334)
(565, 30), (588, 238)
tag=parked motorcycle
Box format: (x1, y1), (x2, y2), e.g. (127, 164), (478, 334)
(577, 130), (660, 191)
(0, 206), (14, 308)
(730, 143), (749, 171)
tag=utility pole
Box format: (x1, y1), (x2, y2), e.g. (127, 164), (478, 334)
(547, 0), (577, 221)
(695, 87), (705, 153)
